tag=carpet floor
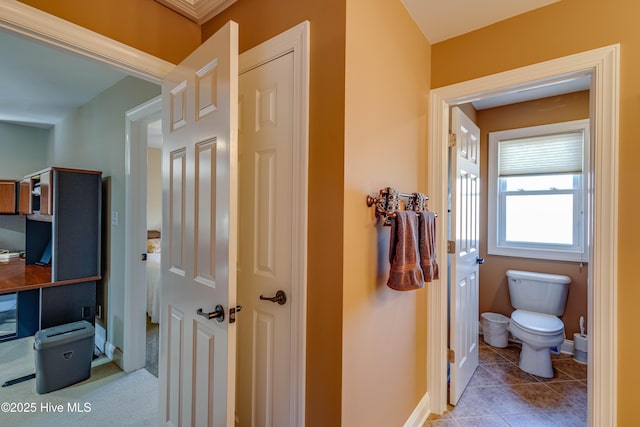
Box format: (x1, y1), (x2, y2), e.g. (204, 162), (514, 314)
(0, 336), (158, 426)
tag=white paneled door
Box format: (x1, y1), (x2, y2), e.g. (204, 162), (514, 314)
(449, 106), (481, 406)
(159, 21), (238, 427)
(236, 51), (295, 427)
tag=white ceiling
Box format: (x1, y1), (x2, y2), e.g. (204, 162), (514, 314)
(401, 0), (561, 44)
(0, 0), (571, 129)
(0, 28), (128, 127)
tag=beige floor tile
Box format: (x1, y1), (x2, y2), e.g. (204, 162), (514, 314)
(553, 358), (588, 380)
(423, 419), (460, 427)
(440, 335), (588, 426)
(482, 362), (539, 384)
(491, 344), (522, 363)
(501, 412), (558, 426)
(511, 383), (577, 412)
(456, 416), (509, 426)
(480, 385), (534, 415)
(545, 380), (588, 409)
(479, 346), (510, 365)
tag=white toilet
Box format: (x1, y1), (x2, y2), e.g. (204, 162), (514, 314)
(507, 269), (571, 378)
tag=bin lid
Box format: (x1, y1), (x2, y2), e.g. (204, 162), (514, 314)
(34, 320), (95, 350)
(481, 312), (510, 324)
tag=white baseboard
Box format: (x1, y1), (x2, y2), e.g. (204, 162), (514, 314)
(104, 340), (123, 368)
(403, 393), (431, 427)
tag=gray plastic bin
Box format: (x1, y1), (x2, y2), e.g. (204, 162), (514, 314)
(34, 320), (94, 394)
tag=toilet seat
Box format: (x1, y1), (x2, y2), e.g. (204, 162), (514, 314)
(511, 310), (564, 336)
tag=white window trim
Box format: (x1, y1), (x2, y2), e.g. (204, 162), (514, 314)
(487, 119), (590, 262)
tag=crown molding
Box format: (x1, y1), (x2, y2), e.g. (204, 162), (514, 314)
(155, 0), (237, 24)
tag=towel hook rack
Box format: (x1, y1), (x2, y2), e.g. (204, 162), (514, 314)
(366, 187), (435, 226)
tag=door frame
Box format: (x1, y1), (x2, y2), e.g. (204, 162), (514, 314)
(123, 95), (162, 372)
(0, 0), (171, 365)
(237, 22), (310, 426)
(0, 3), (309, 424)
(427, 45), (619, 426)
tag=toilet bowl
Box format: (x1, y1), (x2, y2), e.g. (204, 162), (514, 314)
(506, 270), (571, 378)
(509, 309), (565, 378)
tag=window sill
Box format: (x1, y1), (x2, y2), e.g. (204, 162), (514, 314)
(488, 246), (588, 263)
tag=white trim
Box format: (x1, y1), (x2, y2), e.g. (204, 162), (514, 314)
(0, 0), (174, 83)
(105, 340), (124, 368)
(155, 0), (237, 24)
(428, 45), (619, 427)
(123, 96), (163, 373)
(487, 119), (590, 262)
(403, 393), (431, 427)
(238, 21), (310, 427)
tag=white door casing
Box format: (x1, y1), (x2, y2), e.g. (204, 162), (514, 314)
(123, 96), (162, 372)
(448, 107), (480, 405)
(237, 50), (294, 427)
(159, 21), (238, 427)
(236, 22), (310, 427)
(427, 46), (619, 427)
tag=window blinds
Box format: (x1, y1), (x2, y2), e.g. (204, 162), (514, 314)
(498, 131), (584, 176)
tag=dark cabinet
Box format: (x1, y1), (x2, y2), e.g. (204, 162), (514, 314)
(17, 167), (102, 337)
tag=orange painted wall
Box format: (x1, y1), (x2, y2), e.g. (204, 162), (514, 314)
(203, 2), (346, 426)
(432, 0), (640, 423)
(18, 0), (200, 63)
(474, 91), (590, 338)
(343, 0), (430, 425)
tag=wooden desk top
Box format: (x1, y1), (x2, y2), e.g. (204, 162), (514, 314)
(0, 258), (100, 294)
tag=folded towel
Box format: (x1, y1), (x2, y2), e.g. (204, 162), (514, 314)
(417, 211), (439, 282)
(387, 211), (424, 291)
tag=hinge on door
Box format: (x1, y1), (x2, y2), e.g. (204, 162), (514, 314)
(448, 133), (457, 147)
(447, 240), (456, 254)
(448, 348), (455, 363)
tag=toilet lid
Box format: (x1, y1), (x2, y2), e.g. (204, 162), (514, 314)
(511, 310), (564, 335)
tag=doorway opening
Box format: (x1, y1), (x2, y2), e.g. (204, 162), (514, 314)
(427, 45), (619, 427)
(446, 85), (591, 423)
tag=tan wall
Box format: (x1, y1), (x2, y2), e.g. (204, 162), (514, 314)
(474, 91), (589, 338)
(203, 2), (346, 426)
(432, 0), (640, 423)
(18, 0), (200, 63)
(343, 0), (430, 425)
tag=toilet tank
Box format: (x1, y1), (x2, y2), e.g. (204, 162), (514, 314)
(507, 270), (571, 316)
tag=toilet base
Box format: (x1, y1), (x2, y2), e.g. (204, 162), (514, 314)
(518, 342), (554, 378)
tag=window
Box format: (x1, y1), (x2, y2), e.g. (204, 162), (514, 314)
(488, 120), (589, 262)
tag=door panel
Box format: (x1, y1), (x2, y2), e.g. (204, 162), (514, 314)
(449, 107), (481, 405)
(159, 21), (238, 427)
(237, 51), (294, 427)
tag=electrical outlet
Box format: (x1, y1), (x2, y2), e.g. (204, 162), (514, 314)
(111, 210), (119, 226)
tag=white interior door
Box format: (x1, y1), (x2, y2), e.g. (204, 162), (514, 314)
(236, 51), (295, 427)
(159, 21), (238, 427)
(449, 106), (481, 405)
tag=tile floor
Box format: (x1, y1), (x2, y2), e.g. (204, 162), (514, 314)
(424, 338), (587, 426)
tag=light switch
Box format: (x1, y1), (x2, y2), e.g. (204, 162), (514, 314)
(111, 210), (119, 226)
